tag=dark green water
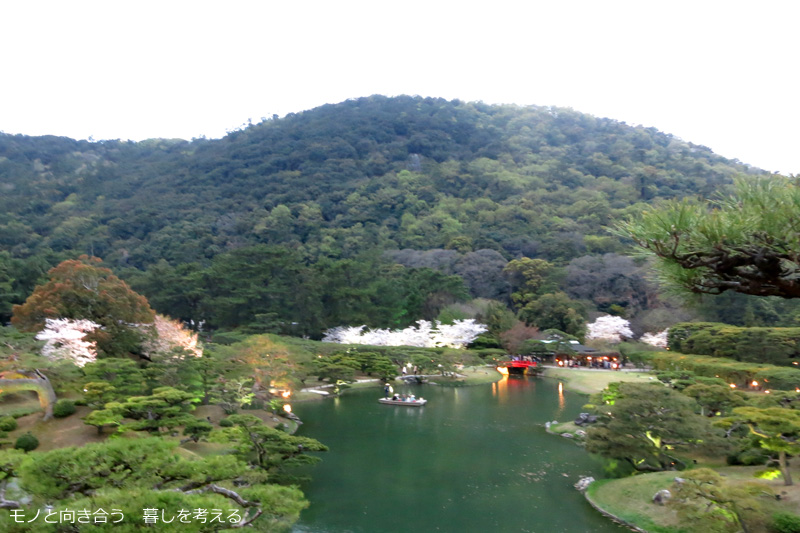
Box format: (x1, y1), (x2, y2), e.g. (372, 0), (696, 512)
(293, 376), (628, 533)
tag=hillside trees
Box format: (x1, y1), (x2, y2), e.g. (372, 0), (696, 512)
(201, 245), (317, 332)
(565, 253), (654, 316)
(518, 292), (586, 338)
(127, 246), (469, 336)
(0, 97), (756, 274)
(0, 97), (772, 339)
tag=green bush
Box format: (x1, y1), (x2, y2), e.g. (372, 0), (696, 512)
(754, 368), (800, 391)
(639, 350), (800, 390)
(14, 432), (39, 452)
(0, 416), (18, 432)
(772, 512), (800, 533)
(210, 331), (249, 345)
(52, 399), (77, 418)
(726, 447), (769, 466)
(668, 322), (800, 366)
(218, 417), (234, 427)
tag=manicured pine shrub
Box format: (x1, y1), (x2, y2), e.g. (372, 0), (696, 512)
(0, 416), (18, 432)
(14, 432), (39, 452)
(668, 322), (800, 366)
(52, 399), (77, 418)
(772, 512), (800, 533)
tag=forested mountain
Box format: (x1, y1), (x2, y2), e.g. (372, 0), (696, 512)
(0, 95), (773, 336)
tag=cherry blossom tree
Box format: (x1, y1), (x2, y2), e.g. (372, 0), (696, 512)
(141, 314), (202, 359)
(322, 319), (487, 349)
(36, 318), (100, 367)
(585, 315), (633, 344)
(640, 329), (669, 348)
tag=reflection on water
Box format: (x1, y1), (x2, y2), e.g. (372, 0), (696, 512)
(293, 376), (627, 533)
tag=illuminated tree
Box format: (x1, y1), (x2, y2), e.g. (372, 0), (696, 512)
(235, 336), (298, 393)
(727, 406), (800, 486)
(140, 314), (202, 359)
(585, 382), (721, 472)
(671, 468), (771, 533)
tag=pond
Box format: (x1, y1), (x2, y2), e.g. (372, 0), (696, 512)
(292, 375), (628, 533)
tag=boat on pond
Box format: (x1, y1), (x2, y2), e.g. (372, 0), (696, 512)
(379, 397), (427, 406)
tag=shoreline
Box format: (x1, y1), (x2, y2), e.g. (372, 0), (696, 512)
(584, 484), (648, 533)
(540, 365), (659, 532)
(295, 365), (503, 402)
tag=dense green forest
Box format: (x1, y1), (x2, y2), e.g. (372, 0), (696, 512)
(0, 95), (790, 337)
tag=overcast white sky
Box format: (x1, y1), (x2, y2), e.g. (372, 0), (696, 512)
(1, 1), (798, 174)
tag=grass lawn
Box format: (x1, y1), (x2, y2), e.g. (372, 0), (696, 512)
(587, 472), (687, 533)
(587, 464), (800, 533)
(9, 405), (108, 451)
(542, 366), (656, 395)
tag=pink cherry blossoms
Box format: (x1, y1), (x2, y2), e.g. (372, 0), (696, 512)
(322, 319), (488, 348)
(36, 318), (101, 367)
(585, 315), (634, 344)
(142, 314), (202, 358)
(639, 329), (669, 348)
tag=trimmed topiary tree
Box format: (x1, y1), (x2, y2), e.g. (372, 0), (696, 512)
(0, 415), (18, 432)
(772, 512), (800, 533)
(14, 432), (39, 452)
(52, 399), (77, 418)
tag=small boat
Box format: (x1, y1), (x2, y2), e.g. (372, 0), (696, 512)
(379, 397), (427, 406)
